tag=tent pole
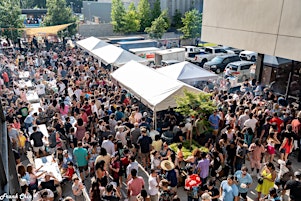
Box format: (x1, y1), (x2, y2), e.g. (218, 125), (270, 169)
(154, 109), (157, 131)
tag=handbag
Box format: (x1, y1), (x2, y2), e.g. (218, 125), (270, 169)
(257, 177), (264, 184)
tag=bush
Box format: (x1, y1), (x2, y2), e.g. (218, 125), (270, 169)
(169, 140), (209, 159)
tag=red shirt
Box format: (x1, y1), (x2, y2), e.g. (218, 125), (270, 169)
(2, 72), (9, 82)
(81, 112), (88, 123)
(127, 176), (145, 196)
(65, 167), (75, 180)
(83, 104), (92, 116)
(270, 117), (283, 133)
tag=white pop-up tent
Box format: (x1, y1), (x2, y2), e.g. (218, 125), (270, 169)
(91, 44), (147, 67)
(156, 61), (218, 83)
(111, 60), (202, 112)
(76, 36), (109, 51)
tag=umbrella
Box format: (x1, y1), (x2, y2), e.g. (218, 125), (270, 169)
(185, 174), (202, 190)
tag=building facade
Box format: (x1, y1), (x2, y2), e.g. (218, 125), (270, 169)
(201, 0), (301, 99)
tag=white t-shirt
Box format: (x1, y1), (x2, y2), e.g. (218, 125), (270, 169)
(244, 118), (258, 132)
(148, 176), (159, 196)
(36, 83), (46, 95)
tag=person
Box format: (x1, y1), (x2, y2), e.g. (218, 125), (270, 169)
(208, 110), (220, 136)
(159, 179), (177, 201)
(185, 165), (201, 201)
(256, 162), (277, 200)
(127, 169), (145, 201)
(220, 175), (239, 201)
(110, 152), (121, 194)
(126, 155), (139, 181)
(101, 135), (115, 156)
(32, 189), (54, 201)
(276, 160), (293, 198)
(148, 169), (159, 201)
(279, 124), (294, 161)
(161, 160), (177, 191)
(102, 183), (121, 201)
(62, 161), (75, 182)
(201, 193), (212, 201)
(89, 179), (102, 201)
(30, 125), (47, 158)
(137, 128), (152, 169)
(72, 176), (85, 201)
(27, 164), (45, 193)
(234, 166), (253, 201)
(259, 187), (281, 201)
(40, 173), (62, 198)
(197, 152), (210, 184)
(283, 171), (301, 201)
(248, 138), (265, 177)
(200, 179), (220, 201)
(73, 141), (89, 180)
(266, 131), (280, 163)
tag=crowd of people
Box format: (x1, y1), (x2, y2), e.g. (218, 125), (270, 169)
(1, 36), (301, 201)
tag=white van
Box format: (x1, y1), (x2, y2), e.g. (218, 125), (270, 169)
(225, 61), (254, 82)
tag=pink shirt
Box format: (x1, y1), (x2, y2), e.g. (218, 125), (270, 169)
(127, 177), (145, 196)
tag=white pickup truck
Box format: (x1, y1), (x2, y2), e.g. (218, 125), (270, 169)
(192, 46), (229, 66)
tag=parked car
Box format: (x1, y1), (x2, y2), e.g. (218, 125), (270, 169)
(203, 54), (241, 74)
(239, 50), (257, 61)
(221, 46), (243, 55)
(225, 61), (254, 82)
(193, 46), (229, 67)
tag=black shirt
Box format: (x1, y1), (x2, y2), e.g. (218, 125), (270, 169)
(201, 185), (220, 201)
(102, 195), (119, 201)
(285, 180), (301, 200)
(30, 131), (44, 147)
(41, 180), (56, 192)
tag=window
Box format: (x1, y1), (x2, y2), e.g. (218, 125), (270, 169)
(230, 56), (240, 62)
(240, 64), (251, 70)
(215, 49), (222, 53)
(222, 58), (230, 64)
(205, 48), (213, 54)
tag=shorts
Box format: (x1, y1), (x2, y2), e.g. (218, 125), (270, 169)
(113, 178), (120, 187)
(239, 192), (247, 199)
(78, 165), (88, 173)
(267, 146), (275, 154)
(141, 152), (150, 161)
(280, 148), (286, 154)
(250, 159), (261, 169)
(33, 145), (45, 153)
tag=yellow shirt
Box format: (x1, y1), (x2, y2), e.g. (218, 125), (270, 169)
(18, 135), (26, 147)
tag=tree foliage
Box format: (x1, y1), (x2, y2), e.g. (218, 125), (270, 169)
(20, 0), (46, 8)
(172, 9), (183, 29)
(122, 3), (140, 33)
(0, 0), (24, 40)
(111, 0), (126, 33)
(145, 10), (169, 39)
(44, 0), (77, 36)
(175, 90), (216, 117)
(137, 0), (151, 32)
(180, 9), (202, 39)
(151, 0), (161, 21)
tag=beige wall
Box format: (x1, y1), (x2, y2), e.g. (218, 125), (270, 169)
(202, 0), (301, 61)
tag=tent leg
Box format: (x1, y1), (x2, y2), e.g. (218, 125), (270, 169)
(153, 110), (157, 131)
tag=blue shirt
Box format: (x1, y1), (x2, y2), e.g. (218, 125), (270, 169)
(209, 114), (220, 130)
(234, 170), (253, 193)
(73, 147), (88, 167)
(221, 180), (238, 201)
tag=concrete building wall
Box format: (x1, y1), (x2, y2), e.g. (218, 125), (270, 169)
(201, 0), (301, 61)
(78, 24), (119, 37)
(82, 1), (112, 23)
(160, 0), (203, 19)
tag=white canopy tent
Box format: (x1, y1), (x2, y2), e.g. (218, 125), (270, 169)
(91, 44), (147, 67)
(111, 60), (202, 113)
(76, 36), (108, 51)
(156, 61), (219, 83)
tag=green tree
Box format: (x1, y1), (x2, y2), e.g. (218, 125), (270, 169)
(111, 0), (126, 33)
(175, 90), (216, 147)
(151, 0), (161, 21)
(137, 0), (151, 32)
(0, 0), (24, 40)
(180, 9), (202, 39)
(145, 10), (169, 39)
(122, 3), (140, 33)
(172, 9), (182, 29)
(44, 0), (77, 36)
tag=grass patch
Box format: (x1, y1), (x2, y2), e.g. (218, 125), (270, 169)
(198, 42), (217, 47)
